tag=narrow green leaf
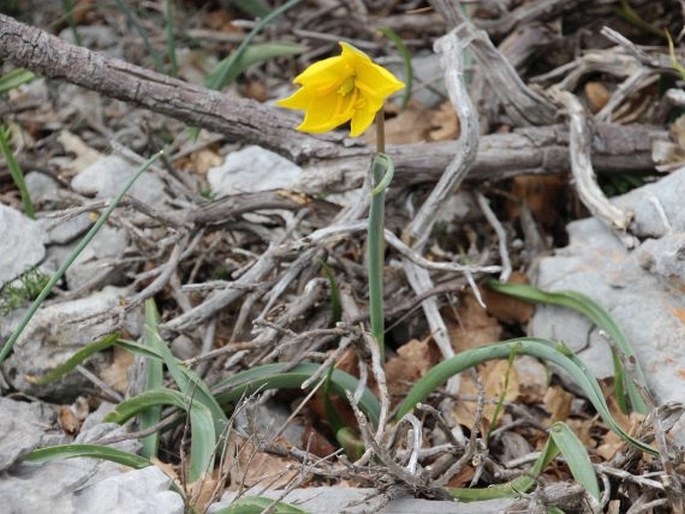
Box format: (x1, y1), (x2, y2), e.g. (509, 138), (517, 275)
(484, 280), (649, 414)
(213, 362), (381, 428)
(228, 0), (270, 18)
(206, 42), (306, 91)
(140, 306), (165, 458)
(104, 387), (215, 482)
(214, 495), (310, 514)
(143, 299), (227, 436)
(368, 153), (393, 361)
(0, 150), (163, 363)
(0, 125), (34, 219)
(448, 435), (559, 501)
(395, 337), (657, 455)
(26, 334), (119, 385)
(189, 0), (302, 141)
(550, 422), (601, 500)
(26, 444), (152, 469)
(0, 68), (35, 94)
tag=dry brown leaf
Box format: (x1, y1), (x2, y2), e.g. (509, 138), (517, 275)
(58, 405), (81, 435)
(451, 359), (520, 432)
(444, 294), (503, 352)
(368, 105), (434, 145)
(150, 456), (180, 483)
(242, 80), (269, 102)
(481, 272), (535, 325)
(98, 345), (134, 394)
(565, 418), (597, 448)
(57, 130), (104, 174)
(584, 81), (611, 113)
(543, 385), (573, 423)
(302, 422), (338, 459)
(187, 473), (222, 513)
(228, 436), (303, 490)
(506, 175), (565, 227)
(385, 337), (439, 405)
(364, 101), (459, 146)
(176, 147), (223, 176)
(595, 428), (626, 460)
(445, 465), (475, 488)
(428, 102), (460, 141)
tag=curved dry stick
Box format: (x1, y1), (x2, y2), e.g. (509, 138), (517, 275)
(552, 90), (634, 239)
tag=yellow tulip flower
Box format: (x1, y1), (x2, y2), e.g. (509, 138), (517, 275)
(277, 41), (404, 137)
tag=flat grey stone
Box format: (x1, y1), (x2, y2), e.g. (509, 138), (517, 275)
(71, 155), (167, 206)
(208, 145), (302, 197)
(614, 165), (685, 237)
(0, 204), (47, 288)
(75, 466), (184, 514)
(39, 213), (92, 245)
(0, 397), (64, 471)
(2, 286), (126, 398)
(24, 171), (59, 203)
(530, 168), (685, 443)
(0, 405), (162, 514)
(211, 487), (511, 513)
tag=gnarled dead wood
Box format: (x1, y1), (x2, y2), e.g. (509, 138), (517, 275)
(0, 13), (668, 192)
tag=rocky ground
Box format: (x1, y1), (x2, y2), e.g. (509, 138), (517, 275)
(1, 1), (685, 513)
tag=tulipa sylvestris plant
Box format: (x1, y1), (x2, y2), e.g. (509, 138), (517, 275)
(278, 41), (404, 360)
(277, 41), (404, 137)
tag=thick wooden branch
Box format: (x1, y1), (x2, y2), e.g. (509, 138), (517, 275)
(0, 13), (669, 191)
(0, 12), (348, 163)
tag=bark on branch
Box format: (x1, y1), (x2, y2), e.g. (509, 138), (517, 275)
(0, 13), (669, 190)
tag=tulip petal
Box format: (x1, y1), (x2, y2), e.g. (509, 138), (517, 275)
(276, 41), (405, 137)
(350, 95), (383, 137)
(339, 41), (373, 64)
(355, 60), (404, 99)
(275, 87), (311, 110)
(294, 56), (350, 96)
(297, 94), (341, 133)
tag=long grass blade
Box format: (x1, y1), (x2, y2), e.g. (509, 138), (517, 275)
(0, 125), (34, 219)
(485, 280), (648, 414)
(104, 387), (215, 482)
(0, 68), (35, 94)
(395, 337), (657, 455)
(213, 362), (381, 427)
(26, 444), (152, 469)
(549, 421), (601, 501)
(26, 334), (119, 385)
(143, 300), (227, 435)
(0, 150), (163, 363)
(214, 495), (310, 514)
(140, 304), (164, 458)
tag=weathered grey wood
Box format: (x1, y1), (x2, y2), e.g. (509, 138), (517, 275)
(0, 13), (668, 194)
(0, 12), (349, 163)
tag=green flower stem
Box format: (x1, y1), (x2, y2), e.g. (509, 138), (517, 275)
(0, 150), (164, 363)
(368, 112), (390, 360)
(0, 125), (34, 219)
